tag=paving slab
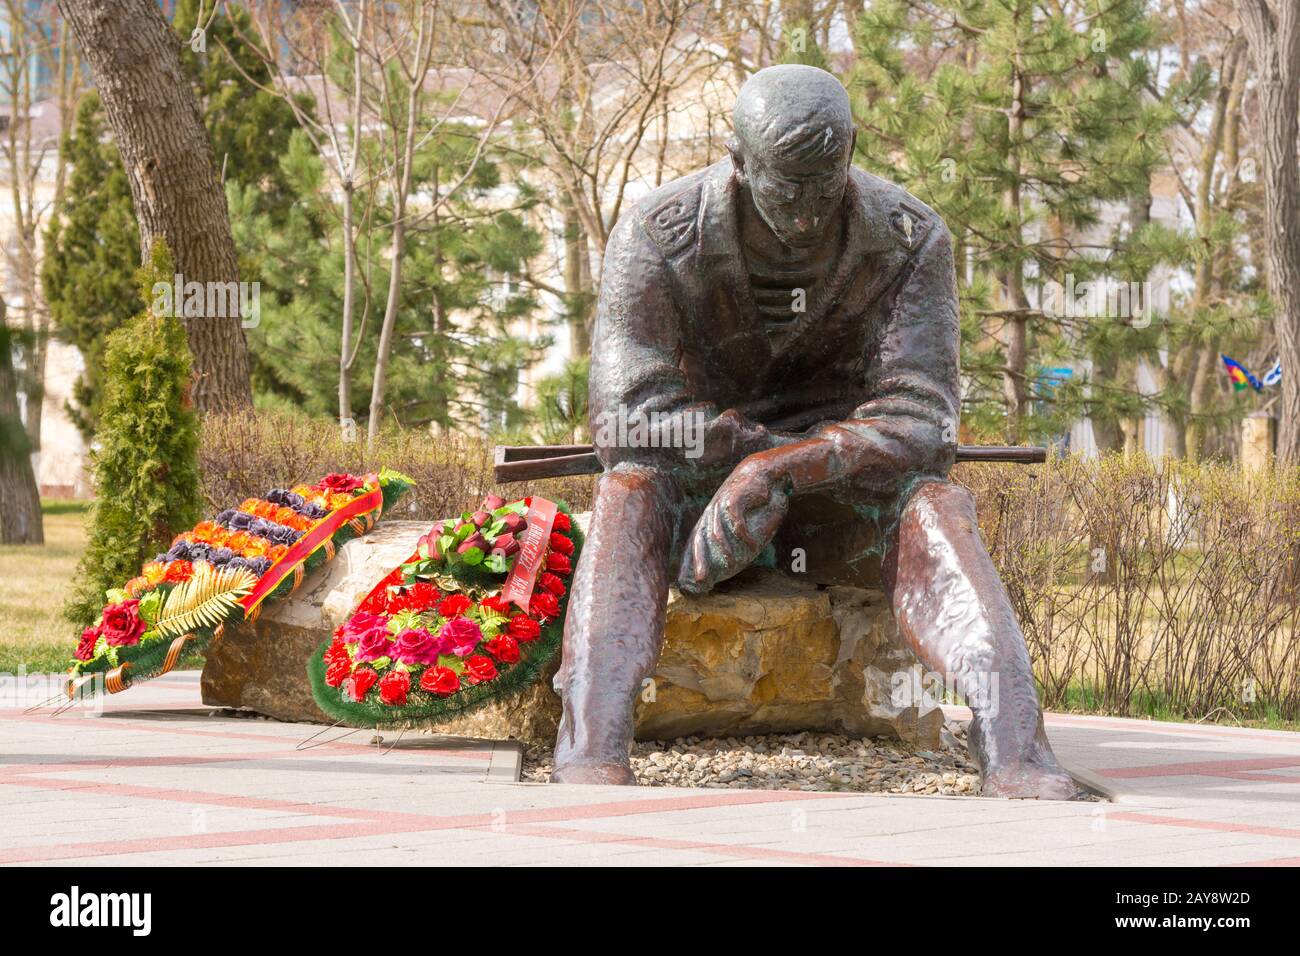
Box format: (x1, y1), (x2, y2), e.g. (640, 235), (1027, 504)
(1, 673), (1298, 865)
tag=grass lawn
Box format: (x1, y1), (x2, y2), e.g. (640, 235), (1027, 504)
(0, 499), (90, 673)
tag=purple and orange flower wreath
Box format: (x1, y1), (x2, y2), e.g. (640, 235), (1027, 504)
(67, 469), (413, 698)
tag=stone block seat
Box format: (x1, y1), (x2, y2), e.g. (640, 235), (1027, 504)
(201, 518), (941, 748)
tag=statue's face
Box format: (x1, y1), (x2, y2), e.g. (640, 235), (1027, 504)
(740, 147), (849, 248)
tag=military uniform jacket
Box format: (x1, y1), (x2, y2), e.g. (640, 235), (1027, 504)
(590, 157), (960, 501)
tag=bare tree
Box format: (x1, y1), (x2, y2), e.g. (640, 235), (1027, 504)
(479, 1), (726, 354)
(236, 1), (525, 441)
(0, 1), (74, 453)
(56, 0), (253, 412)
(1238, 0), (1300, 460)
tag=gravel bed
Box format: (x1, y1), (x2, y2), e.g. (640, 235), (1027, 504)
(522, 721), (985, 795)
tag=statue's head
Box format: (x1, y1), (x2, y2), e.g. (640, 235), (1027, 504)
(729, 64), (857, 249)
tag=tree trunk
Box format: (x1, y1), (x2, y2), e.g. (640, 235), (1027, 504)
(57, 0), (252, 413)
(563, 195), (592, 359)
(339, 179), (356, 426)
(0, 300), (43, 544)
(999, 35), (1028, 443)
(1239, 0), (1300, 461)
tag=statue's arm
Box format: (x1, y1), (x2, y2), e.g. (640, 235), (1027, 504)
(744, 222), (960, 500)
(676, 223), (960, 594)
(590, 213), (782, 492)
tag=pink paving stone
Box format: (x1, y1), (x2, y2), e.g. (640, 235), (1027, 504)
(2, 673), (1300, 865)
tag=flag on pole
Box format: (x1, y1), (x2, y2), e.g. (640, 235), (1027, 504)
(1263, 359), (1282, 387)
(1221, 354), (1263, 392)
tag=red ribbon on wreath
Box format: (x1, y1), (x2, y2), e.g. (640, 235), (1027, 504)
(238, 482), (384, 615)
(501, 496), (557, 614)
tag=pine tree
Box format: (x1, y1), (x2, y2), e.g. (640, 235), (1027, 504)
(173, 0), (304, 226)
(851, 0), (1180, 443)
(65, 244), (201, 626)
(232, 123), (547, 435)
(41, 93), (140, 440)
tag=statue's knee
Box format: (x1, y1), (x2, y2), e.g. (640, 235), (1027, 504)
(905, 478), (975, 519)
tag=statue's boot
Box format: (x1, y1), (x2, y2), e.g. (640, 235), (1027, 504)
(550, 466), (678, 785)
(887, 481), (1087, 800)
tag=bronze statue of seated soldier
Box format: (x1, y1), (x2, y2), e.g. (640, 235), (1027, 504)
(552, 64), (1083, 800)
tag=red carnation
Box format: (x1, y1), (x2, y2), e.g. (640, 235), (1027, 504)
(539, 572), (566, 597)
(508, 615), (541, 642)
(420, 666), (460, 697)
(438, 593), (473, 618)
(408, 582), (441, 607)
(379, 669), (411, 706)
(386, 587), (435, 614)
(164, 560), (195, 584)
(464, 654), (498, 684)
(479, 594), (511, 615)
(358, 588), (391, 614)
(325, 659), (351, 688)
(551, 512), (571, 533)
(74, 626), (100, 662)
(530, 591), (559, 621)
(548, 532), (574, 556)
(324, 640), (351, 667)
(546, 552), (572, 575)
(100, 600), (146, 648)
(344, 667), (378, 701)
(485, 634), (521, 664)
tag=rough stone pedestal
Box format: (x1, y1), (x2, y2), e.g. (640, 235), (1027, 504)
(202, 518), (940, 748)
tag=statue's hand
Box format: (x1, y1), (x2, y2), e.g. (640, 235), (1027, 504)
(676, 456), (789, 594)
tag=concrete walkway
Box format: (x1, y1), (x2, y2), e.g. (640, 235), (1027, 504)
(2, 672), (1298, 866)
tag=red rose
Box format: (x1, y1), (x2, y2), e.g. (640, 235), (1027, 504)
(323, 640), (351, 667)
(548, 532), (574, 555)
(100, 600), (146, 647)
(508, 615), (541, 642)
(546, 552), (572, 575)
(379, 669), (411, 706)
(438, 594), (473, 618)
(74, 626), (100, 662)
(551, 512), (571, 533)
(539, 572), (566, 597)
(320, 472), (365, 494)
(485, 634), (521, 664)
(344, 667), (378, 701)
(464, 654), (498, 684)
(420, 666), (460, 697)
(479, 594), (511, 615)
(529, 592), (559, 620)
(325, 659), (351, 688)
